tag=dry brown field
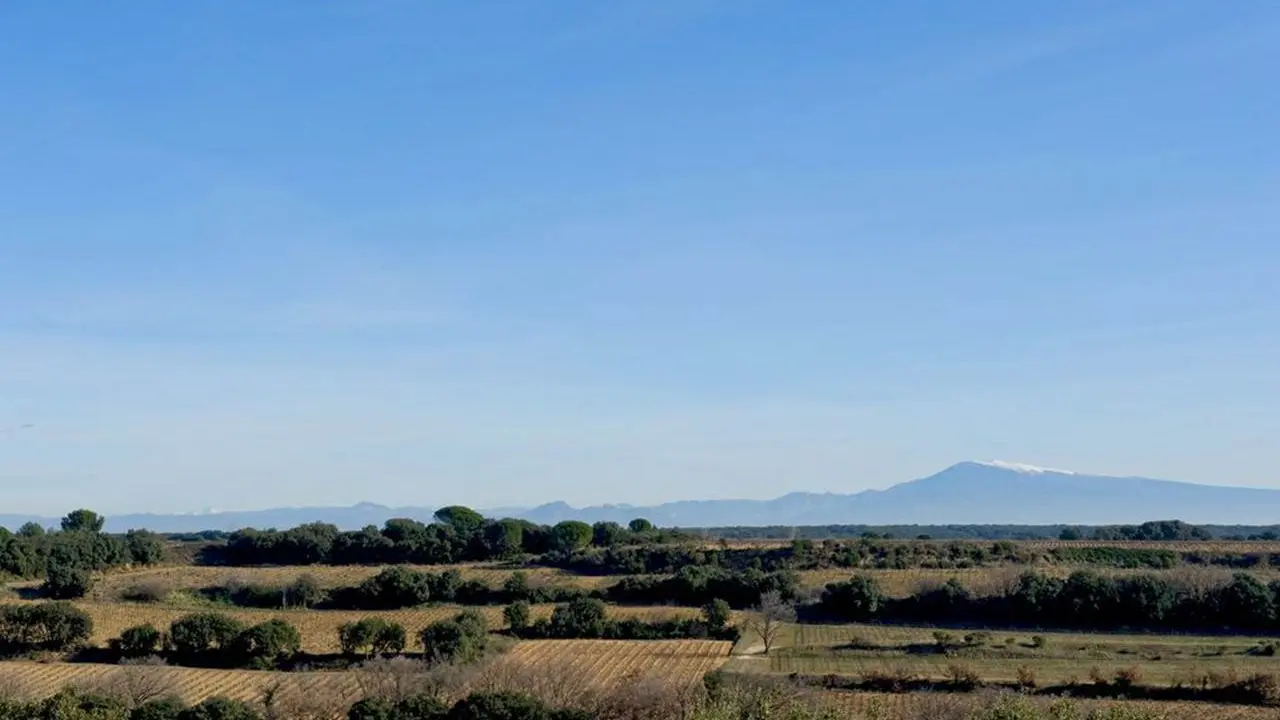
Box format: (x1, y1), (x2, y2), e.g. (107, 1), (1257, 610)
(492, 639), (732, 692)
(0, 661), (361, 705)
(0, 640), (730, 707)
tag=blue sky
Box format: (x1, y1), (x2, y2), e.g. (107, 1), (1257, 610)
(2, 1), (1278, 515)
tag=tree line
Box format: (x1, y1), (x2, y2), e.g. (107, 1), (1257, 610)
(214, 509), (675, 566)
(819, 570), (1280, 633)
(193, 565), (797, 614)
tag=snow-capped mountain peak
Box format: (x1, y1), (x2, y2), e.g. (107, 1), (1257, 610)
(972, 460), (1076, 476)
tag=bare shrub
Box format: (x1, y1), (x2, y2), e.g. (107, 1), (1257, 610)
(71, 659), (175, 708)
(1112, 666), (1143, 689)
(260, 680), (352, 720)
(1016, 665), (1038, 690)
(945, 662), (982, 690)
(470, 660), (593, 709)
(119, 580), (172, 604)
(354, 656), (432, 704)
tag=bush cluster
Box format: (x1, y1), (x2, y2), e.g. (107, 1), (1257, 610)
(0, 510), (166, 599)
(512, 598), (739, 642)
(0, 602), (94, 655)
(606, 566), (798, 609)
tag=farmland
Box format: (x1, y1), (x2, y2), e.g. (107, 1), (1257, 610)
(729, 621), (1280, 686)
(9, 516), (1280, 719)
(494, 639), (732, 691)
(0, 639), (729, 706)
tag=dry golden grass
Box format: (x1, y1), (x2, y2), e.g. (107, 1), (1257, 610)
(0, 640), (729, 709)
(0, 661), (362, 705)
(18, 601), (701, 654)
(88, 563), (612, 602)
(493, 639), (732, 691)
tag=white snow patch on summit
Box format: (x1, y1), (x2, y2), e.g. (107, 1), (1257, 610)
(974, 460), (1076, 476)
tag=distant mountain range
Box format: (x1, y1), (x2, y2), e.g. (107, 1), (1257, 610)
(7, 461), (1280, 532)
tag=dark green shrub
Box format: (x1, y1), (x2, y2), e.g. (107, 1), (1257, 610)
(339, 618), (407, 656)
(230, 620), (301, 668)
(132, 697), (186, 720)
(449, 691), (550, 720)
(702, 599), (732, 631)
(125, 530), (167, 566)
(43, 555), (95, 599)
(112, 623), (163, 658)
(503, 602), (531, 631)
(169, 614), (245, 658)
(0, 602), (94, 652)
(177, 697), (262, 720)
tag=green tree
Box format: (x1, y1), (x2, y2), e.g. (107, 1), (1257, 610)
(419, 619), (486, 665)
(61, 509), (106, 533)
(433, 506), (485, 537)
(111, 623), (163, 658)
(549, 521), (593, 553)
(17, 522), (45, 539)
(230, 620), (301, 668)
(504, 601), (532, 631)
(549, 598), (608, 638)
(484, 519), (526, 559)
(1222, 573), (1276, 629)
(502, 571), (532, 602)
(169, 613), (246, 658)
(628, 518), (653, 534)
(820, 576), (883, 621)
(125, 530), (167, 566)
(43, 552), (94, 599)
(702, 599), (732, 631)
(591, 522), (625, 547)
(339, 618), (407, 657)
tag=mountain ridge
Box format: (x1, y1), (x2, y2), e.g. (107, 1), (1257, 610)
(6, 461), (1279, 532)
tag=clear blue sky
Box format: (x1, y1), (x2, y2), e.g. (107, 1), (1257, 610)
(2, 1), (1278, 515)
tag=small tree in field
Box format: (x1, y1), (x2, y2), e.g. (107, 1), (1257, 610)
(745, 591), (795, 655)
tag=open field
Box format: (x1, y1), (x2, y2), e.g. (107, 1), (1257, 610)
(494, 639), (732, 692)
(818, 690), (1280, 719)
(6, 601), (702, 654)
(727, 621), (1280, 687)
(0, 661), (362, 705)
(73, 563), (613, 603)
(0, 640), (730, 707)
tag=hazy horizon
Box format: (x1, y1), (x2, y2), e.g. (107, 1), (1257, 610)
(3, 2), (1279, 515)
